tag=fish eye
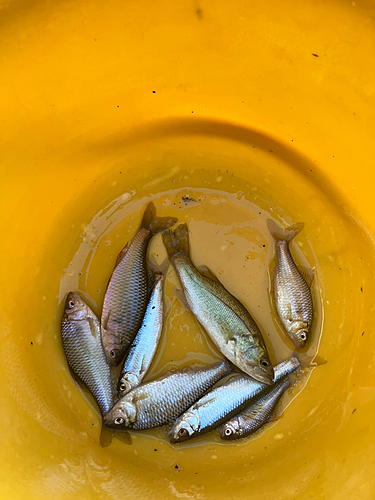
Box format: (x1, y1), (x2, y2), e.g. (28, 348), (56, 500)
(110, 350), (116, 358)
(299, 333), (306, 341)
(114, 417), (124, 425)
(178, 428), (188, 437)
(261, 359), (269, 367)
(68, 300), (75, 308)
(225, 428), (233, 436)
(119, 384), (126, 392)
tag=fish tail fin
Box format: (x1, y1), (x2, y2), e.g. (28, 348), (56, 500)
(141, 201), (178, 235)
(100, 422), (113, 447)
(296, 352), (327, 368)
(162, 223), (190, 259)
(148, 257), (170, 277)
(267, 219), (304, 242)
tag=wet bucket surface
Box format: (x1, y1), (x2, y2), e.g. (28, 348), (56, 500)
(1, 1), (375, 499)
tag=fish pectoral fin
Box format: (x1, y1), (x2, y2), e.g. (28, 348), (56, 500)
(101, 310), (110, 333)
(172, 288), (190, 309)
(88, 317), (99, 339)
(114, 431), (132, 445)
(140, 354), (149, 374)
(197, 264), (221, 284)
(226, 338), (237, 356)
(298, 265), (315, 288)
(114, 242), (129, 269)
(100, 424), (113, 447)
(133, 392), (150, 403)
(101, 315), (121, 345)
(285, 304), (293, 322)
(194, 396), (217, 411)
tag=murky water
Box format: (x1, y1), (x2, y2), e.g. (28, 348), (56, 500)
(3, 121), (372, 498)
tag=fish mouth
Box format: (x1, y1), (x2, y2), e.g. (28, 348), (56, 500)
(169, 420), (195, 443)
(246, 367), (274, 385)
(102, 413), (113, 429)
(292, 340), (306, 349)
(291, 334), (308, 349)
(170, 432), (191, 444)
(102, 412), (120, 430)
(106, 358), (120, 367)
(167, 425), (180, 444)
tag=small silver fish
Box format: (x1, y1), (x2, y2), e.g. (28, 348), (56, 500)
(103, 361), (230, 431)
(219, 377), (290, 440)
(267, 219), (314, 348)
(61, 292), (113, 446)
(169, 357), (300, 443)
(118, 273), (164, 397)
(162, 223), (274, 385)
(101, 202), (177, 366)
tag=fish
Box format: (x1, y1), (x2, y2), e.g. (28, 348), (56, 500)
(267, 219), (314, 348)
(162, 223), (273, 385)
(117, 273), (164, 397)
(169, 357), (300, 443)
(101, 202), (177, 366)
(61, 292), (113, 446)
(103, 360), (230, 431)
(219, 377), (290, 440)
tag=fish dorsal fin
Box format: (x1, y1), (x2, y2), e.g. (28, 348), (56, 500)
(148, 257), (170, 277)
(268, 413), (283, 423)
(197, 264), (221, 284)
(103, 243), (129, 296)
(114, 242), (129, 269)
(141, 201), (178, 235)
(299, 266), (315, 288)
(114, 431), (132, 445)
(67, 364), (90, 393)
(177, 365), (194, 374)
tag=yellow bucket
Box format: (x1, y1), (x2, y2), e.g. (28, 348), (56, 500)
(1, 0), (375, 498)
